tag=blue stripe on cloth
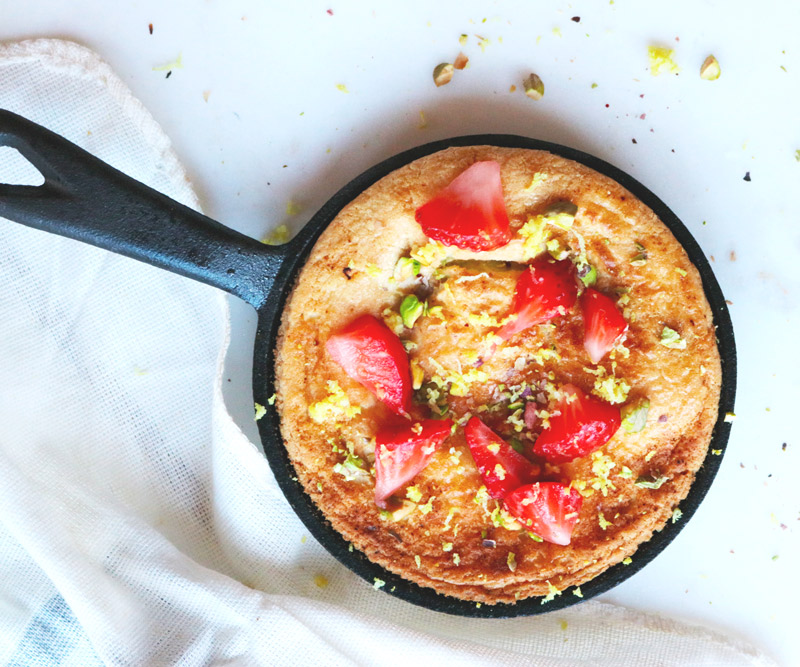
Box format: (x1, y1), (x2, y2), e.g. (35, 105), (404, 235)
(6, 594), (100, 666)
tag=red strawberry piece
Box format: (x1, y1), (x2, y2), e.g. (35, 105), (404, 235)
(325, 314), (412, 416)
(581, 288), (629, 364)
(373, 419), (453, 508)
(414, 161), (511, 251)
(504, 482), (583, 545)
(533, 384), (621, 464)
(464, 417), (540, 499)
(496, 258), (578, 340)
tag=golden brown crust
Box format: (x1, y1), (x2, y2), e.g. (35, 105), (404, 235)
(274, 146), (721, 604)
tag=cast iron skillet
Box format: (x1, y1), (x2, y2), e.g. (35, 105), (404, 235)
(0, 109), (736, 616)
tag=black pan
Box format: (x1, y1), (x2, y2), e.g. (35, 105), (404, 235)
(0, 109), (736, 617)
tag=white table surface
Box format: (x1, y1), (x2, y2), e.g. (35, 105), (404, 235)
(2, 1), (797, 664)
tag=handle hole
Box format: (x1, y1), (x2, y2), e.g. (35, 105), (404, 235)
(0, 146), (45, 186)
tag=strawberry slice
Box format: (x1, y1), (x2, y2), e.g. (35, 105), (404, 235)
(533, 384), (621, 464)
(373, 419), (454, 508)
(464, 417), (540, 499)
(581, 288), (629, 364)
(414, 161), (511, 251)
(504, 482), (583, 545)
(326, 314), (412, 416)
(496, 258), (578, 340)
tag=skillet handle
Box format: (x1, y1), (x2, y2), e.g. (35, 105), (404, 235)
(0, 109), (286, 310)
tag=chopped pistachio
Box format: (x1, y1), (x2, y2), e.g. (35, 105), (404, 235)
(621, 398), (650, 432)
(723, 411), (736, 423)
(635, 475), (669, 489)
(578, 262), (597, 287)
(433, 63), (454, 87)
(675, 267), (688, 277)
(400, 294), (424, 328)
(507, 552), (517, 572)
(453, 553), (461, 566)
(406, 485), (423, 503)
(459, 33), (468, 46)
(700, 55), (721, 81)
(648, 46), (679, 76)
(393, 256), (421, 280)
(622, 557), (633, 565)
(795, 150), (800, 162)
(630, 242), (648, 266)
(671, 508), (683, 523)
(572, 586), (583, 598)
(598, 512), (612, 530)
(523, 72), (545, 100)
(659, 326), (687, 350)
(373, 578), (385, 590)
(254, 402), (267, 421)
(528, 532), (543, 542)
(618, 466), (634, 479)
(711, 449), (722, 456)
(414, 554), (422, 568)
(333, 450), (367, 482)
(442, 542), (453, 552)
(267, 393), (277, 406)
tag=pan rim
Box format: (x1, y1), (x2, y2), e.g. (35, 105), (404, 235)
(252, 134), (736, 617)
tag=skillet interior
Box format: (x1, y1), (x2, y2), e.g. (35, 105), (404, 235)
(252, 134), (737, 617)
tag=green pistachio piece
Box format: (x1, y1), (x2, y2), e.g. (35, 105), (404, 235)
(578, 263), (597, 287)
(634, 475), (669, 489)
(659, 326), (687, 349)
(621, 398), (650, 433)
(400, 294), (424, 328)
(700, 55), (721, 81)
(433, 63), (454, 87)
(523, 72), (545, 100)
(393, 257), (421, 281)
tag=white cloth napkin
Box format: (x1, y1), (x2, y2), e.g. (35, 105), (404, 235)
(0, 39), (776, 667)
